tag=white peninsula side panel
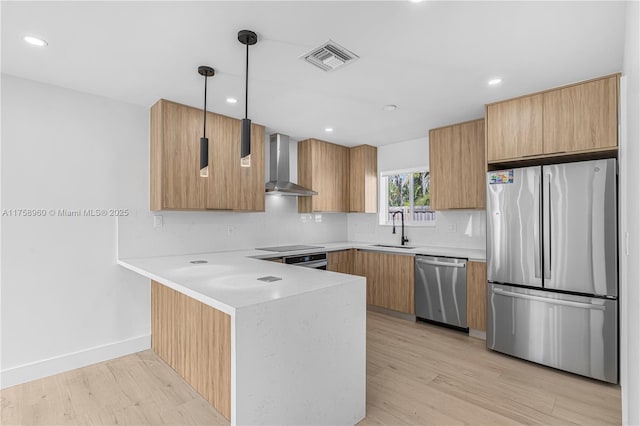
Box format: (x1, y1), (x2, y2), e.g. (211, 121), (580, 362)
(233, 277), (366, 425)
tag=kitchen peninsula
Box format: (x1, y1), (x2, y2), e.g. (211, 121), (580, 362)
(118, 250), (366, 426)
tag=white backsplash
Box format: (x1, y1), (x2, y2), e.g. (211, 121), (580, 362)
(117, 196), (348, 258)
(347, 210), (486, 250)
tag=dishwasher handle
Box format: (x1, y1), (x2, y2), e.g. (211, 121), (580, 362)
(415, 258), (466, 268)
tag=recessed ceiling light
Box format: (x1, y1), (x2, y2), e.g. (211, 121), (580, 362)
(488, 78), (503, 86)
(226, 97), (238, 104)
(383, 104), (398, 111)
(24, 35), (48, 47)
(409, 0), (424, 3)
(324, 127), (334, 133)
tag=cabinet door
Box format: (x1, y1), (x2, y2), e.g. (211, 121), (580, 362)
(208, 114), (239, 210)
(314, 141), (333, 211)
(543, 76), (618, 154)
(429, 125), (456, 210)
(486, 94), (543, 162)
(459, 120), (486, 209)
(237, 123), (265, 211)
(298, 139), (349, 213)
(467, 261), (487, 331)
(354, 250), (380, 306)
(349, 145), (377, 213)
(381, 253), (414, 314)
(355, 250), (414, 314)
(328, 249), (354, 274)
(207, 116), (265, 211)
(324, 143), (349, 212)
(153, 100), (208, 210)
(297, 140), (313, 213)
(430, 120), (485, 210)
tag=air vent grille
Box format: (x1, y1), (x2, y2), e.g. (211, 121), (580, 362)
(301, 40), (359, 72)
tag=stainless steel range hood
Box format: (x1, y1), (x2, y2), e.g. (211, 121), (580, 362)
(265, 133), (317, 196)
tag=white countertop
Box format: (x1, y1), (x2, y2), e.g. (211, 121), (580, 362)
(118, 250), (363, 315)
(118, 242), (484, 315)
(249, 241), (486, 262)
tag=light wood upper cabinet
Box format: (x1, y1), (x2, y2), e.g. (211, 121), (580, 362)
(354, 250), (414, 314)
(151, 99), (208, 209)
(298, 139), (350, 213)
(327, 249), (355, 274)
(542, 76), (618, 154)
(486, 94), (543, 162)
(429, 119), (485, 210)
(349, 145), (377, 213)
(466, 261), (487, 332)
(150, 99), (264, 211)
(207, 114), (265, 211)
(486, 74), (619, 164)
(299, 140), (377, 213)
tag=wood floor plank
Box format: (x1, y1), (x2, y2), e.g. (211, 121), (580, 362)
(0, 311), (621, 426)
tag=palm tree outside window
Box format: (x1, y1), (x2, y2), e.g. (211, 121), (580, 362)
(379, 167), (436, 226)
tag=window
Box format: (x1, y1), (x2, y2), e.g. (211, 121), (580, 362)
(379, 168), (436, 226)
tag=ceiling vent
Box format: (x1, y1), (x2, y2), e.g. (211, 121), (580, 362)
(300, 40), (359, 72)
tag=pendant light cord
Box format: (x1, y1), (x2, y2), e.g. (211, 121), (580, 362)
(203, 75), (208, 137)
(245, 43), (249, 119)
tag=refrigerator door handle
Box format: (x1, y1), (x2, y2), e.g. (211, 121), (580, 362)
(533, 173), (542, 279)
(492, 287), (606, 311)
(543, 172), (552, 280)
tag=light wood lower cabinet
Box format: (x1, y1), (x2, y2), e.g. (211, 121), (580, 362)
(327, 249), (355, 274)
(466, 261), (487, 332)
(151, 281), (231, 420)
(354, 250), (414, 314)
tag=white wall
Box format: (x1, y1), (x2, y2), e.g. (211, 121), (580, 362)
(621, 2), (640, 424)
(0, 75), (348, 388)
(347, 137), (486, 250)
(1, 75), (151, 388)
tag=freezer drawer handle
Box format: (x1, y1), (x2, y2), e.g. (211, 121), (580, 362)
(415, 259), (466, 268)
(492, 288), (605, 310)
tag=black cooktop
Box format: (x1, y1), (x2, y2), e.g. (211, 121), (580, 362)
(255, 245), (324, 253)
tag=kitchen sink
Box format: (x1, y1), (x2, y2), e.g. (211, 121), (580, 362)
(371, 244), (415, 249)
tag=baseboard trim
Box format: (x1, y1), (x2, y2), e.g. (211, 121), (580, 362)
(469, 328), (487, 340)
(367, 305), (416, 322)
(1, 334), (151, 389)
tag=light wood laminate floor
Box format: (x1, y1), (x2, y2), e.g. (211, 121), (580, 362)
(1, 311), (621, 425)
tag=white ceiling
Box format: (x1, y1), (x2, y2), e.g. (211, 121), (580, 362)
(2, 1), (627, 146)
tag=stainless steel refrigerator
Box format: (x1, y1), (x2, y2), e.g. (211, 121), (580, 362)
(486, 159), (618, 383)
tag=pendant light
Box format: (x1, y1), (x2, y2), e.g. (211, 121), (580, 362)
(238, 30), (257, 168)
(198, 65), (215, 177)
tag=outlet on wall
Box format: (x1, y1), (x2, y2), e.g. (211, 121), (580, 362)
(446, 224), (457, 233)
(227, 225), (235, 235)
(153, 215), (163, 229)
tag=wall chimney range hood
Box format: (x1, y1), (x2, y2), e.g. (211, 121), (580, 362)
(265, 134), (317, 196)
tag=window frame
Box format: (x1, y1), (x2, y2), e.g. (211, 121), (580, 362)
(378, 166), (436, 227)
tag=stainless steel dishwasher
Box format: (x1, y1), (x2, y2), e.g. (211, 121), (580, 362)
(414, 255), (467, 330)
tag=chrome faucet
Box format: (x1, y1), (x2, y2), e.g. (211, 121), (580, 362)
(391, 211), (409, 246)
